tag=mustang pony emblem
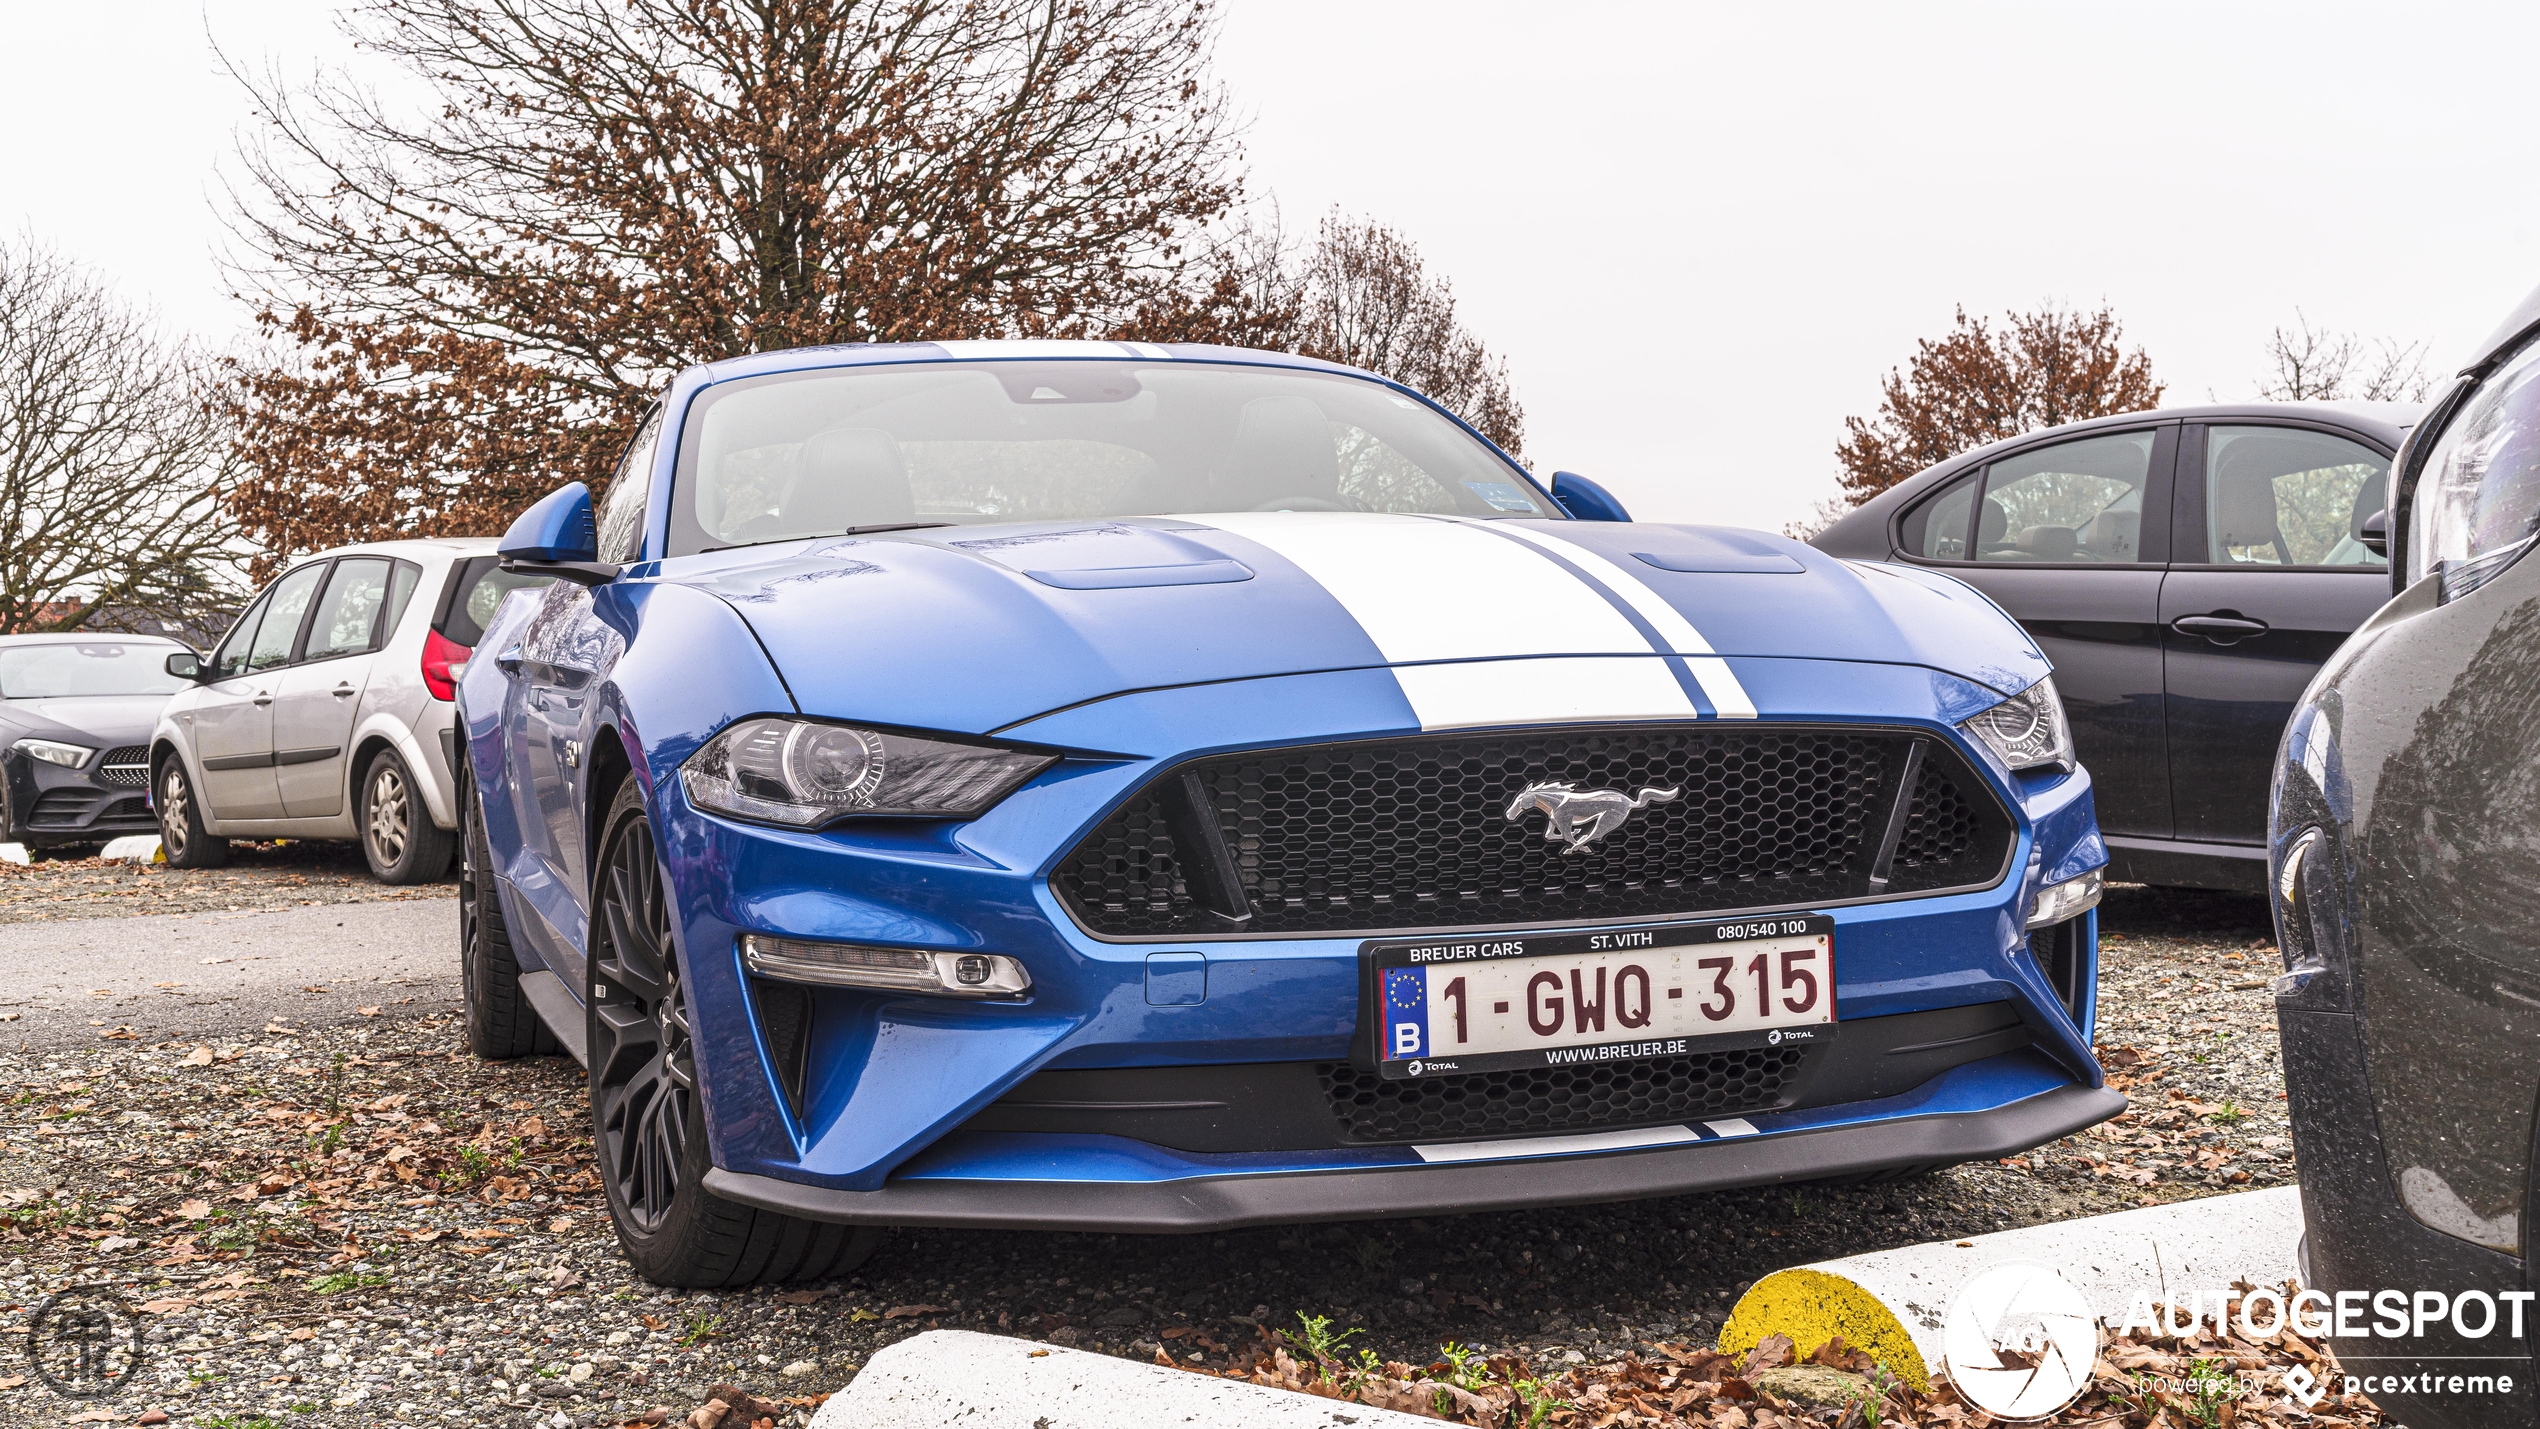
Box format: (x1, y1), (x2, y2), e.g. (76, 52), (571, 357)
(1504, 781), (1682, 854)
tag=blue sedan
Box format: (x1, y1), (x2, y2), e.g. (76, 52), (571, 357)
(455, 339), (2117, 1286)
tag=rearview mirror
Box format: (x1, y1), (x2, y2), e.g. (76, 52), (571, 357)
(164, 651), (202, 681)
(2358, 508), (2389, 558)
(1551, 471), (1632, 522)
(498, 482), (619, 586)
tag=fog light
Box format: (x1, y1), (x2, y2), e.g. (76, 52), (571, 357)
(740, 935), (1031, 1000)
(2027, 868), (2103, 929)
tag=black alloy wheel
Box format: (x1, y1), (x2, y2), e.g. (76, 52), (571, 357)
(591, 798), (693, 1233)
(155, 758), (228, 869)
(458, 773), (555, 1060)
(584, 780), (880, 1286)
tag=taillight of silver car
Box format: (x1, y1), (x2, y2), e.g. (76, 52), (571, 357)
(422, 628), (470, 702)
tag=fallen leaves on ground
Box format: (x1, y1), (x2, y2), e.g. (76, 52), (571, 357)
(1202, 1293), (2390, 1427)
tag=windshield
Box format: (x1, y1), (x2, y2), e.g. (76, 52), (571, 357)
(0, 643), (185, 698)
(669, 360), (1553, 554)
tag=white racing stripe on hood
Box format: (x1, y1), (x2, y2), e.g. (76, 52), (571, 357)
(1472, 521), (1760, 719)
(1191, 511), (1700, 728)
(1395, 657), (1699, 730)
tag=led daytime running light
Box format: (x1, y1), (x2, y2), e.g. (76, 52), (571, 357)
(741, 935), (1030, 999)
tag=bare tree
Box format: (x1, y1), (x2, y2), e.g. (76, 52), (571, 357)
(1781, 494), (1852, 541)
(2258, 312), (2433, 402)
(1283, 211), (1523, 454)
(221, 0), (1247, 563)
(0, 241), (242, 636)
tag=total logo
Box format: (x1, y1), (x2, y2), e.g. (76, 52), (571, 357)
(1768, 1030), (1782, 1045)
(1943, 1264), (2099, 1419)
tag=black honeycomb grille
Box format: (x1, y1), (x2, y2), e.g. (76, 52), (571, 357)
(1880, 755), (2004, 895)
(1055, 726), (2012, 938)
(1317, 1047), (1810, 1144)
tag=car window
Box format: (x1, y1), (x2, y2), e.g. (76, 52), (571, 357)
(671, 361), (1552, 554)
(1974, 431), (2155, 564)
(597, 409), (663, 564)
(304, 557), (395, 661)
(209, 592), (271, 680)
(437, 558), (559, 649)
(384, 560), (421, 639)
(1901, 476), (1977, 560)
(247, 564), (329, 672)
(2200, 427), (2390, 569)
(0, 643), (188, 698)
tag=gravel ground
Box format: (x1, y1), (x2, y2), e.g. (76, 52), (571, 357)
(1, 882), (2292, 1427)
(0, 841), (452, 925)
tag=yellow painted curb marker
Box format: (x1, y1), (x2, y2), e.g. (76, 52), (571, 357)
(1715, 1267), (1932, 1392)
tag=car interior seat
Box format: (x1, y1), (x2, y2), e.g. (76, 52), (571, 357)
(2212, 449), (2292, 564)
(786, 427), (917, 536)
(2082, 509), (2139, 561)
(1209, 397), (1341, 510)
(1977, 496), (2010, 555)
(2014, 525), (2080, 560)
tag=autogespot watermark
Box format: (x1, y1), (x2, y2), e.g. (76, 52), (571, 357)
(25, 1286), (144, 1399)
(1942, 1267), (2529, 1421)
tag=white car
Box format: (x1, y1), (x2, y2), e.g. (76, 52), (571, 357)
(150, 539), (553, 881)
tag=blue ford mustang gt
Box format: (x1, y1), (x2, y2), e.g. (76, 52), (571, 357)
(454, 339), (2118, 1286)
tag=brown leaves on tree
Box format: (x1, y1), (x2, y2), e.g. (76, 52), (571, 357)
(1834, 304), (2163, 505)
(222, 0), (1248, 566)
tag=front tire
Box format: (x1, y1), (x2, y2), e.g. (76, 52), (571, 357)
(361, 748), (455, 885)
(155, 758), (229, 869)
(460, 772), (556, 1060)
(587, 780), (881, 1287)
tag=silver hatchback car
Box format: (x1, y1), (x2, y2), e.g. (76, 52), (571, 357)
(149, 539), (553, 881)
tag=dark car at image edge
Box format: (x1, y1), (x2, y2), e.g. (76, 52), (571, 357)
(2273, 281), (2540, 1429)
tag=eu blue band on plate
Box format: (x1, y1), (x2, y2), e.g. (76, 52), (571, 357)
(1383, 965), (1428, 1059)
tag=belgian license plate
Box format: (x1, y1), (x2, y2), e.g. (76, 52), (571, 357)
(1365, 915), (1835, 1080)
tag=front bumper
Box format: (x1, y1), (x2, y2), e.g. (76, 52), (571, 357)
(494, 658), (2111, 1213)
(702, 1060), (2119, 1231)
(3, 745), (156, 847)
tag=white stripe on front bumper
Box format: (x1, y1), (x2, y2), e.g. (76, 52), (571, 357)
(1413, 1123), (1702, 1164)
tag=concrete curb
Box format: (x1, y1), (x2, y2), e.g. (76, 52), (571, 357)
(1718, 1185), (2305, 1389)
(808, 1328), (1438, 1428)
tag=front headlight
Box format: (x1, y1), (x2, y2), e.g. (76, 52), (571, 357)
(14, 738), (93, 770)
(1959, 677), (2074, 773)
(681, 716), (1056, 826)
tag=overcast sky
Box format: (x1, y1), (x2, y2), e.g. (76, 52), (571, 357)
(7, 1), (2538, 531)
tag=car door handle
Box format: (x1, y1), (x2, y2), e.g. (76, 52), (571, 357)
(493, 647), (525, 673)
(251, 691), (273, 706)
(2171, 614), (2270, 645)
(331, 683), (357, 698)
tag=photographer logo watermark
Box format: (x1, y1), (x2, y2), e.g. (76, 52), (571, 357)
(1943, 1263), (2099, 1420)
(26, 1288), (142, 1399)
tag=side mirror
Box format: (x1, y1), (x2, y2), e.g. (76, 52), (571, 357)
(2357, 508), (2389, 558)
(498, 482), (619, 586)
(1551, 471), (1632, 523)
(164, 651), (203, 681)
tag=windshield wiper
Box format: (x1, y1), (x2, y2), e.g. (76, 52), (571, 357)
(698, 522), (957, 553)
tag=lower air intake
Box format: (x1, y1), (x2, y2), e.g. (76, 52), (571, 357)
(1316, 1046), (1810, 1145)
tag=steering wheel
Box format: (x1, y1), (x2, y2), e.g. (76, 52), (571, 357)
(1248, 496), (1352, 512)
